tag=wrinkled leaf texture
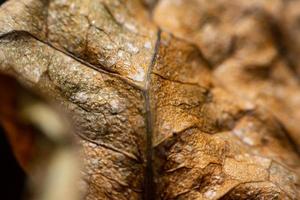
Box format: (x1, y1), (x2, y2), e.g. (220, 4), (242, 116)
(0, 0), (299, 199)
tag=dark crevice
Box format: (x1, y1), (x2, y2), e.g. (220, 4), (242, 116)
(144, 29), (161, 200)
(0, 0), (5, 6)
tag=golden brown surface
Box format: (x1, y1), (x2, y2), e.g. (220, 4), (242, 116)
(0, 0), (299, 199)
(154, 0), (300, 149)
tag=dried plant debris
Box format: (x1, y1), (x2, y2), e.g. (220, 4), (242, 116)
(0, 0), (299, 199)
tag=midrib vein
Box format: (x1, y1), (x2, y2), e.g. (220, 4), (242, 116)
(144, 29), (161, 200)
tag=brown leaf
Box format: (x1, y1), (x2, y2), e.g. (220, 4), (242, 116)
(0, 0), (299, 199)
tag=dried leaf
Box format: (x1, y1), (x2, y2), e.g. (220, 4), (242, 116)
(0, 0), (299, 199)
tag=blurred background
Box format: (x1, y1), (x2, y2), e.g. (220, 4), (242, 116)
(0, 126), (25, 199)
(0, 74), (79, 200)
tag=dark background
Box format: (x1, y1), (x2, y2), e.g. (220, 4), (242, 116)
(0, 127), (26, 200)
